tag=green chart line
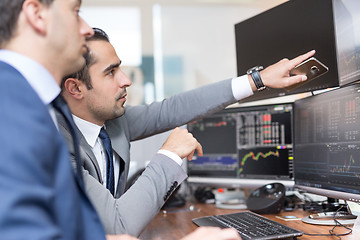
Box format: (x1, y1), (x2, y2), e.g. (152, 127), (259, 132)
(329, 155), (360, 180)
(330, 155), (355, 173)
(238, 150), (279, 174)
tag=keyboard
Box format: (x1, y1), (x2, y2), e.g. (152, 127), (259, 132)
(192, 211), (303, 240)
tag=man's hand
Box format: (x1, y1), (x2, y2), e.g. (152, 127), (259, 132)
(180, 227), (242, 240)
(106, 234), (139, 240)
(161, 127), (203, 161)
(252, 50), (316, 90)
(106, 227), (241, 240)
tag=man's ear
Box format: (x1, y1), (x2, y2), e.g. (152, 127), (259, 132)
(64, 78), (84, 100)
(22, 0), (48, 35)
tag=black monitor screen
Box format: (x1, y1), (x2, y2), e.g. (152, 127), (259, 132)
(235, 0), (339, 103)
(333, 0), (360, 86)
(187, 103), (294, 188)
(294, 83), (360, 202)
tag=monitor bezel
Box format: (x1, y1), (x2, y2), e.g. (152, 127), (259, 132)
(187, 176), (294, 189)
(294, 184), (360, 203)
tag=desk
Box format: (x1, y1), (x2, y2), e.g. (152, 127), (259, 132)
(139, 203), (353, 240)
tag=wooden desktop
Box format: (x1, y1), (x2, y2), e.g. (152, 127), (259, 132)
(139, 202), (353, 240)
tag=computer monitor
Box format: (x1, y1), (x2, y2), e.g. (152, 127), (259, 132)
(235, 0), (339, 103)
(333, 0), (360, 86)
(187, 103), (294, 189)
(293, 82), (360, 203)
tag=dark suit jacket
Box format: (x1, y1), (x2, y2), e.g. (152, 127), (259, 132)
(57, 78), (237, 236)
(0, 61), (105, 239)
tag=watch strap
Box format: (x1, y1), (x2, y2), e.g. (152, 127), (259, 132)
(251, 69), (266, 91)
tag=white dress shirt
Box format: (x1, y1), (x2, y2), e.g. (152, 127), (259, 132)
(231, 74), (254, 100)
(72, 115), (120, 192)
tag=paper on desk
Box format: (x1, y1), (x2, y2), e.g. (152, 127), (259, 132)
(350, 215), (360, 239)
(275, 215), (302, 221)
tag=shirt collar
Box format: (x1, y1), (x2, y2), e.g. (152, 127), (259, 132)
(0, 49), (60, 105)
(72, 114), (103, 148)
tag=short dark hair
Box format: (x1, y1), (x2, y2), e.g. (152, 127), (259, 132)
(0, 0), (54, 47)
(61, 27), (110, 90)
(90, 27), (110, 42)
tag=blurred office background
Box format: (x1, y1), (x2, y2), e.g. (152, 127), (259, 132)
(81, 0), (288, 177)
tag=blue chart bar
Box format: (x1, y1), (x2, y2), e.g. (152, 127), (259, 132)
(190, 156), (237, 166)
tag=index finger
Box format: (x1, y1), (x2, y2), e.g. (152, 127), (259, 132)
(288, 50), (316, 69)
(196, 141), (203, 157)
(187, 142), (203, 161)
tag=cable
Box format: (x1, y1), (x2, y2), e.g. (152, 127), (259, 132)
(303, 205), (353, 240)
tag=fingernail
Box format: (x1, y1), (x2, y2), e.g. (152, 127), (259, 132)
(302, 75), (307, 81)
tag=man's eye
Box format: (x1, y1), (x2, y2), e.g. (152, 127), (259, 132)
(109, 70), (115, 76)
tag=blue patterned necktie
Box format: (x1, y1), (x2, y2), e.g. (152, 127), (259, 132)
(99, 127), (115, 196)
(52, 95), (83, 183)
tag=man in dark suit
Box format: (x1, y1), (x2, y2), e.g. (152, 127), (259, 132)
(0, 1), (241, 240)
(59, 28), (315, 236)
(0, 0), (110, 239)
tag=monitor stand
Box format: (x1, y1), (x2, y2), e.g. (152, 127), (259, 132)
(302, 198), (357, 225)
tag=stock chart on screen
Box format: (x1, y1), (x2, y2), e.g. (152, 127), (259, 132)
(187, 103), (294, 183)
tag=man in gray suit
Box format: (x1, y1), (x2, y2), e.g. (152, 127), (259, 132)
(59, 28), (315, 236)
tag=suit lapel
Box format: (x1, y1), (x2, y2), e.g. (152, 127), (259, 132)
(56, 111), (103, 183)
(79, 135), (103, 183)
(106, 120), (130, 196)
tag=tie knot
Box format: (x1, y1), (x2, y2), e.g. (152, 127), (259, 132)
(99, 127), (110, 141)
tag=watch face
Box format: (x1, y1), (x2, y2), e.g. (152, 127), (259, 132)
(247, 66), (257, 74)
(247, 66), (263, 74)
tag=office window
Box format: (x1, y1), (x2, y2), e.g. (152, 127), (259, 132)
(80, 7), (142, 66)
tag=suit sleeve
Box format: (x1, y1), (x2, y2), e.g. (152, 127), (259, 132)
(57, 108), (187, 236)
(124, 78), (237, 140)
(83, 154), (187, 236)
(0, 74), (62, 239)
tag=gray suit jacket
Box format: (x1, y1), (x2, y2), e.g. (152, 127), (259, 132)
(57, 78), (237, 236)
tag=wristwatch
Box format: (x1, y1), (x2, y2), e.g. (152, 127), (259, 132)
(247, 66), (266, 91)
